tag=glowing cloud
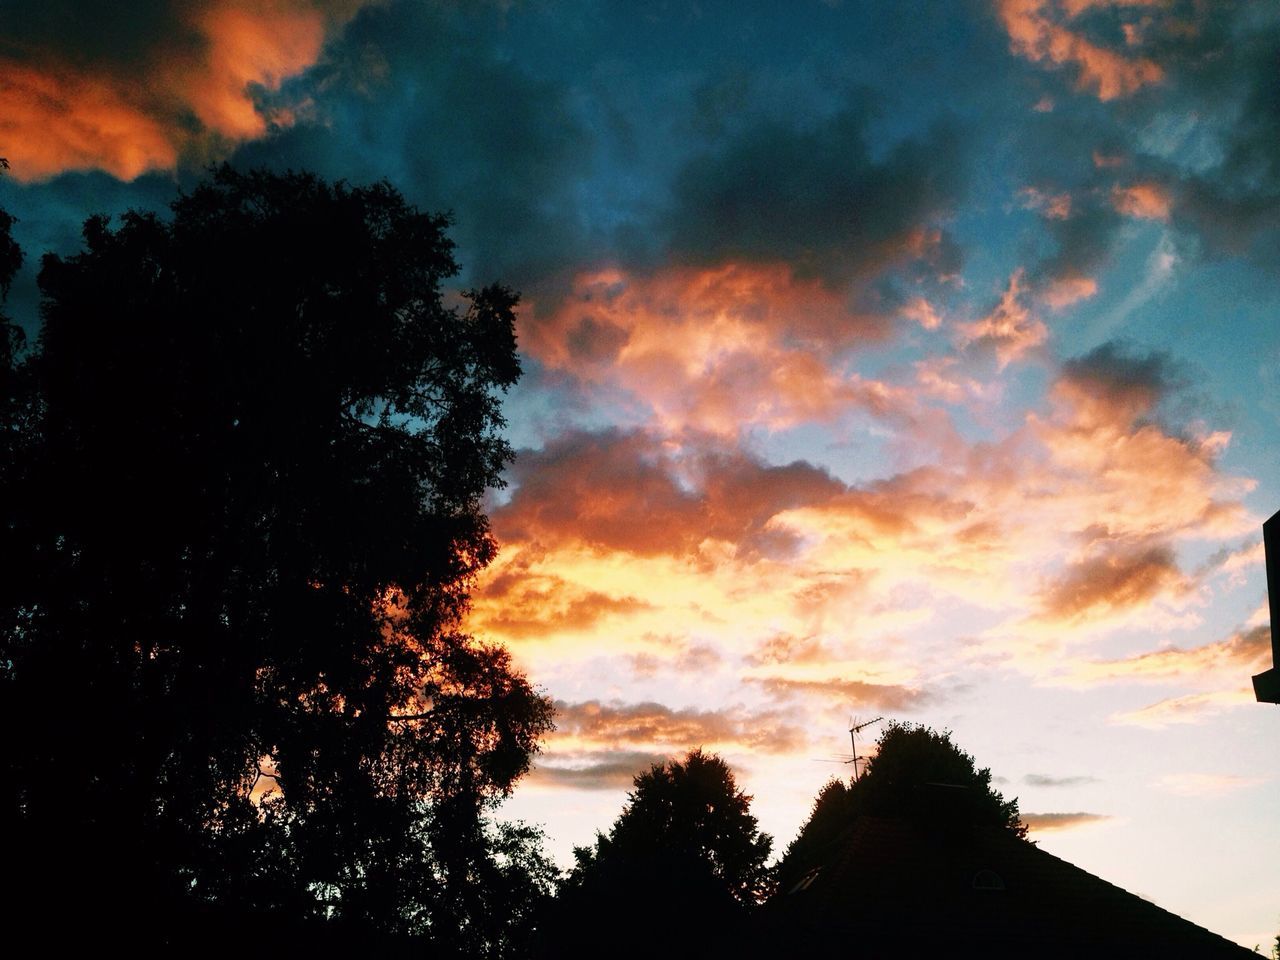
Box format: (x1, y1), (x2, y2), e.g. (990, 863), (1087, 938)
(524, 265), (910, 436)
(1064, 626), (1271, 685)
(0, 1), (363, 181)
(997, 0), (1164, 101)
(1041, 274), (1099, 309)
(957, 269), (1047, 368)
(1037, 545), (1190, 625)
(1112, 182), (1173, 221)
(1021, 812), (1112, 832)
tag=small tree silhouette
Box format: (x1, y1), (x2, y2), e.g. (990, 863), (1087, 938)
(545, 749), (772, 958)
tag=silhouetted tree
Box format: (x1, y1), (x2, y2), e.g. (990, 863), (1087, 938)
(544, 750), (772, 958)
(775, 723), (1025, 893)
(1, 166), (554, 950)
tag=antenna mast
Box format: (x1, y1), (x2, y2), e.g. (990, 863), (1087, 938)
(848, 716), (883, 782)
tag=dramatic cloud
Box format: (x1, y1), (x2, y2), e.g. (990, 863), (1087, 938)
(6, 0), (1278, 943)
(1021, 812), (1112, 833)
(1169, 18), (1280, 264)
(522, 265), (907, 435)
(663, 108), (966, 289)
(488, 429), (844, 558)
(0, 1), (365, 181)
(1037, 545), (1189, 624)
(1059, 341), (1184, 422)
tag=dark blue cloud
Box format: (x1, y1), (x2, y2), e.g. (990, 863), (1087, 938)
(663, 108), (968, 289)
(233, 1), (593, 292)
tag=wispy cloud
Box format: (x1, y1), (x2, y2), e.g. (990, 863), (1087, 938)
(527, 750), (670, 791)
(1022, 811), (1112, 833)
(1111, 689), (1257, 729)
(1154, 773), (1269, 797)
(1064, 626), (1271, 686)
(550, 699), (808, 756)
(1024, 774), (1100, 788)
(749, 676), (934, 713)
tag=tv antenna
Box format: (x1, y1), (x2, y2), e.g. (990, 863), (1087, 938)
(812, 715), (883, 781)
(848, 716), (883, 781)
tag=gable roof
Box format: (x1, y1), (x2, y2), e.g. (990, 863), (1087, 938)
(767, 816), (1255, 959)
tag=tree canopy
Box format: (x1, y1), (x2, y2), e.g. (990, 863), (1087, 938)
(775, 723), (1025, 894)
(546, 750), (773, 958)
(0, 166), (554, 949)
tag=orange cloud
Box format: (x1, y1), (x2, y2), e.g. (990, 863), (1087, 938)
(181, 3), (329, 141)
(745, 633), (833, 666)
(487, 430), (843, 559)
(475, 575), (652, 639)
(0, 64), (179, 181)
(1040, 274), (1098, 309)
(1112, 182), (1172, 221)
(549, 699), (808, 756)
(957, 270), (1047, 367)
(900, 296), (942, 330)
(470, 334), (1252, 697)
(1021, 811), (1111, 833)
(750, 676), (934, 712)
(997, 0), (1164, 101)
(768, 356), (1252, 653)
(629, 641), (723, 678)
(524, 264), (905, 436)
(1064, 625), (1271, 685)
(1111, 689), (1256, 728)
(913, 356), (999, 406)
(1038, 546), (1189, 624)
(0, 1), (360, 181)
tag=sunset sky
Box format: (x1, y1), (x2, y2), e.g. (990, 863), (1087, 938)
(2, 0), (1278, 948)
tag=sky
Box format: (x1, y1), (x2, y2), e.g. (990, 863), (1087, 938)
(2, 0), (1278, 948)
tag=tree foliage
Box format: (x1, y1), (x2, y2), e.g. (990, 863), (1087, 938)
(0, 166), (554, 948)
(546, 750), (772, 958)
(577, 748), (773, 904)
(775, 723), (1025, 893)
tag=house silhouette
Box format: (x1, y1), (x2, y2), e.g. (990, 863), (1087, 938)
(763, 814), (1255, 959)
